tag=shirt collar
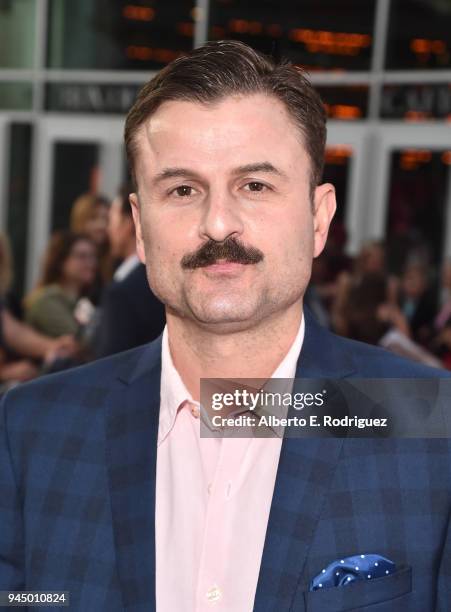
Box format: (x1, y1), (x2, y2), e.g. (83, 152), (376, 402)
(270, 313), (305, 380)
(159, 326), (195, 444)
(113, 254), (140, 282)
(159, 311), (305, 445)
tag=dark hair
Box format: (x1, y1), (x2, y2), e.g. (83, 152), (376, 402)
(125, 40), (327, 194)
(38, 231), (95, 287)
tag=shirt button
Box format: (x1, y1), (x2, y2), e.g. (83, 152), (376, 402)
(207, 483), (212, 494)
(190, 404), (200, 418)
(206, 586), (222, 602)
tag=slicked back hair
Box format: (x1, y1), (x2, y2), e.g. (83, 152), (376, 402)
(124, 40), (327, 195)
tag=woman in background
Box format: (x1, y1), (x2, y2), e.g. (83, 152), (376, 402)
(0, 232), (77, 386)
(70, 193), (112, 298)
(24, 231), (97, 339)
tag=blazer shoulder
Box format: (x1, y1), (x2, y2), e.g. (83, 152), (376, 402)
(1, 338), (162, 426)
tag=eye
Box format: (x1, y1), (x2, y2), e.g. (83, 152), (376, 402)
(244, 181), (268, 193)
(171, 185), (194, 197)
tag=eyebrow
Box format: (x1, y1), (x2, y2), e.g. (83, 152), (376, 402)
(153, 168), (201, 183)
(153, 162), (286, 184)
(231, 162), (287, 178)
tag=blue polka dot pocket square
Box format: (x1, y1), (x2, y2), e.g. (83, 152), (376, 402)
(310, 554), (396, 591)
(305, 555), (412, 612)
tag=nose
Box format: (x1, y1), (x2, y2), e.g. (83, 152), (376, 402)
(198, 190), (244, 243)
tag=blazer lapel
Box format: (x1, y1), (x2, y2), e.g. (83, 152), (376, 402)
(106, 339), (162, 611)
(253, 311), (355, 611)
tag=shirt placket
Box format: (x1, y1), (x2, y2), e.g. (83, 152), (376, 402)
(195, 437), (253, 611)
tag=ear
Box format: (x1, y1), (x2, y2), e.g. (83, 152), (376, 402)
(312, 183), (336, 258)
(129, 193), (146, 264)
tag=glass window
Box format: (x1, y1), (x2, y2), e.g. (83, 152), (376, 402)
(209, 0), (376, 71)
(0, 82), (33, 110)
(323, 145), (352, 223)
(0, 0), (36, 68)
(45, 83), (142, 114)
(381, 83), (451, 120)
(47, 0), (195, 70)
(317, 85), (369, 120)
(386, 149), (450, 273)
(386, 0), (451, 69)
(51, 142), (100, 231)
(6, 123), (33, 299)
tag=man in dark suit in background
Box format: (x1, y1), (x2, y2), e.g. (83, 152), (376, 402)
(93, 185), (165, 358)
(0, 41), (450, 612)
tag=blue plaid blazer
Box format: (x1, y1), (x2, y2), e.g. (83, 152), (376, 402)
(1, 310), (450, 611)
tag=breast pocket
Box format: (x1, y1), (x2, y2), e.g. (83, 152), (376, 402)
(304, 566), (412, 612)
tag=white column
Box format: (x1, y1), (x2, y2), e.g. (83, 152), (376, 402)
(98, 142), (124, 199)
(0, 119), (10, 232)
(25, 119), (53, 291)
(194, 0), (210, 48)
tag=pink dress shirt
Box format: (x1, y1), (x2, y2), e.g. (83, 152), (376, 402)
(156, 314), (305, 611)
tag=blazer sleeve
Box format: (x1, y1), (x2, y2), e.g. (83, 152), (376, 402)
(0, 392), (25, 589)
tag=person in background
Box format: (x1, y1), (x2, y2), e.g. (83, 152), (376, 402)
(24, 231), (97, 340)
(308, 222), (352, 321)
(0, 232), (78, 386)
(337, 272), (441, 368)
(397, 260), (437, 345)
(70, 192), (112, 300)
(433, 258), (451, 330)
(92, 184), (165, 358)
(426, 259), (451, 368)
(0, 231), (14, 311)
(0, 309), (78, 386)
(354, 240), (386, 277)
(331, 240), (398, 335)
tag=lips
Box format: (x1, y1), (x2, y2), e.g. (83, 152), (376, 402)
(202, 260), (246, 275)
(208, 261), (242, 269)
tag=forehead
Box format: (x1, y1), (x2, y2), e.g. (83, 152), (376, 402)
(133, 93), (309, 180)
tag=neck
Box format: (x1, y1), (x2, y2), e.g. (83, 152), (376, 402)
(166, 302), (303, 401)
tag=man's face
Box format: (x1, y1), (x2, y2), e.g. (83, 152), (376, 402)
(131, 93), (335, 332)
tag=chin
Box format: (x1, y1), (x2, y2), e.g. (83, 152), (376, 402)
(192, 317), (263, 335)
(188, 302), (266, 331)
(191, 299), (252, 320)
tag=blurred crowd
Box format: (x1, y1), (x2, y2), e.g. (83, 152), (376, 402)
(1, 194), (451, 391)
(306, 222), (451, 370)
(0, 186), (165, 392)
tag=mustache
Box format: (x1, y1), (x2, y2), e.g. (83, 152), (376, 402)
(181, 237), (264, 269)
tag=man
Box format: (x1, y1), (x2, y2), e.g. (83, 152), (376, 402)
(93, 185), (165, 358)
(0, 41), (450, 612)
